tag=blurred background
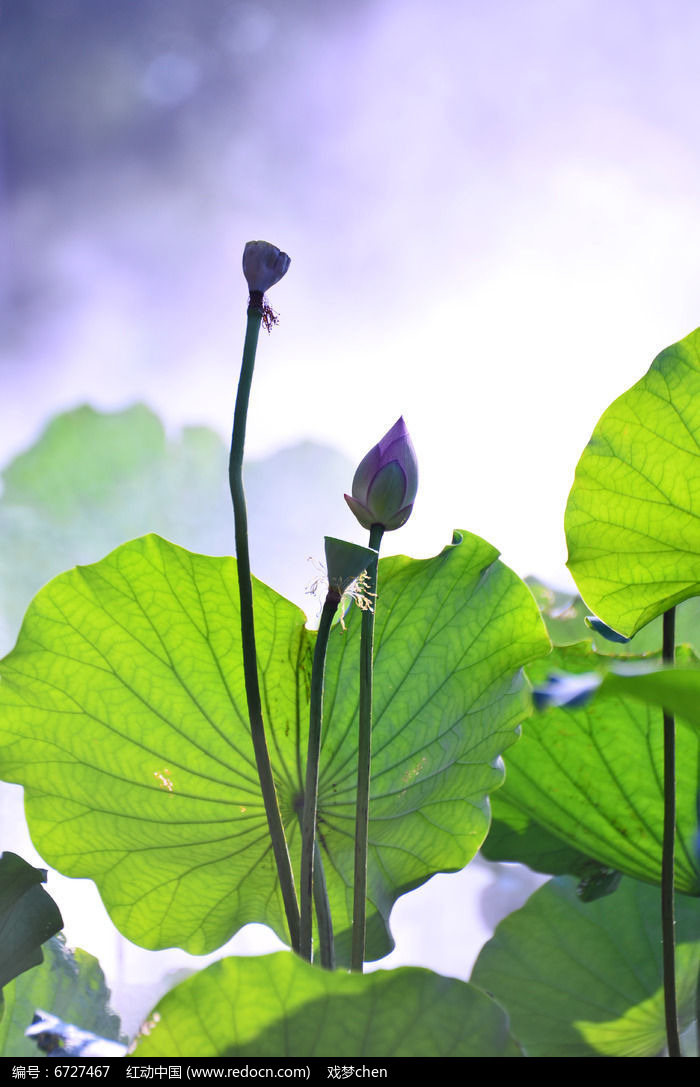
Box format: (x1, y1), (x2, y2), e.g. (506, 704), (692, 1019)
(2, 0), (700, 1037)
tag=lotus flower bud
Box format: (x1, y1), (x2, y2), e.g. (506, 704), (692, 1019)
(324, 537), (377, 597)
(344, 417), (418, 531)
(242, 240), (291, 294)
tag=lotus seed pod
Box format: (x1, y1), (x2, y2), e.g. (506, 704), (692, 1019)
(242, 240), (291, 293)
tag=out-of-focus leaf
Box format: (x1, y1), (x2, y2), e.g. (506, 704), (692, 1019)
(0, 404), (355, 654)
(600, 666), (700, 731)
(525, 578), (590, 646)
(0, 935), (122, 1058)
(471, 876), (700, 1056)
(531, 670), (600, 710)
(527, 578), (700, 656)
(132, 952), (520, 1058)
(25, 1009), (126, 1057)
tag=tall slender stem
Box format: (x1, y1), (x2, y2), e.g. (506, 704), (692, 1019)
(313, 836), (335, 969)
(695, 959), (700, 1056)
(351, 523), (384, 973)
(661, 606), (681, 1057)
(300, 589), (340, 963)
(229, 295), (300, 952)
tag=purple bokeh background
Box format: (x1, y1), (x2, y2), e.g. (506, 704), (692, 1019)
(5, 0), (700, 584)
(2, 0), (699, 1037)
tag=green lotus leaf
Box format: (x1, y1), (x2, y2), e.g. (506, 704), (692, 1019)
(132, 952), (520, 1058)
(565, 327), (700, 637)
(600, 666), (700, 731)
(0, 530), (549, 960)
(493, 644), (700, 893)
(483, 791), (619, 893)
(471, 876), (700, 1057)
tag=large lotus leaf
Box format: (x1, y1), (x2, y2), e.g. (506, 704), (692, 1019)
(565, 327), (700, 637)
(0, 531), (549, 960)
(471, 876), (700, 1057)
(0, 852), (63, 1013)
(482, 791), (619, 892)
(0, 935), (122, 1058)
(492, 644), (700, 893)
(132, 952), (520, 1057)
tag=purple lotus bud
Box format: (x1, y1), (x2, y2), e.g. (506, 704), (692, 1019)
(344, 417), (418, 531)
(242, 240), (290, 294)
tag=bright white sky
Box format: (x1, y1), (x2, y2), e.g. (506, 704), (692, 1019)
(6, 0), (700, 592)
(3, 0), (700, 1036)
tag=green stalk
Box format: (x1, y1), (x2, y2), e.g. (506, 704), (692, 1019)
(351, 523), (384, 973)
(229, 294), (300, 952)
(695, 958), (699, 1056)
(300, 588), (340, 963)
(661, 606), (681, 1057)
(313, 836), (335, 969)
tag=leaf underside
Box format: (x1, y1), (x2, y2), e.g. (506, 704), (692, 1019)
(486, 644), (700, 894)
(133, 953), (521, 1058)
(472, 875), (700, 1057)
(0, 530), (549, 960)
(565, 327), (700, 637)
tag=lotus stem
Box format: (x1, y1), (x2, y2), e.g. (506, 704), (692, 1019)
(313, 836), (335, 969)
(300, 588), (340, 963)
(695, 958), (699, 1056)
(229, 295), (300, 952)
(351, 523), (384, 972)
(661, 605), (681, 1057)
